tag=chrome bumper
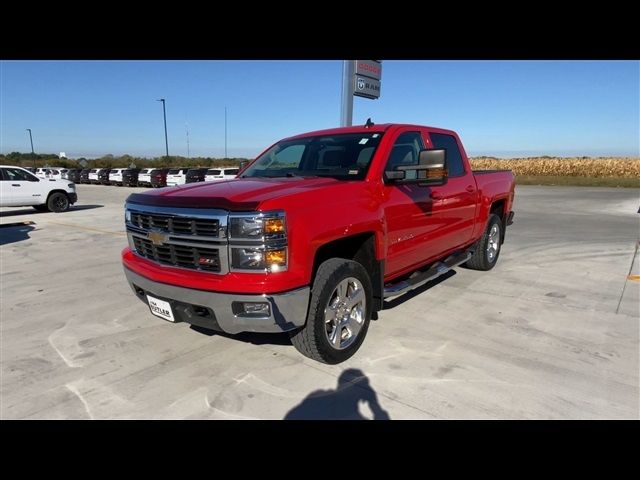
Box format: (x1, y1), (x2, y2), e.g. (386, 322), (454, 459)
(124, 268), (309, 334)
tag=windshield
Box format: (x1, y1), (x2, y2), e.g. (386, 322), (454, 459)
(241, 132), (384, 180)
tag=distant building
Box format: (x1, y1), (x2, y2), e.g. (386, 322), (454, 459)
(59, 152), (66, 159)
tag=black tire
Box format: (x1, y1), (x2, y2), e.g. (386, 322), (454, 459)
(464, 213), (503, 271)
(290, 258), (372, 364)
(33, 204), (48, 212)
(47, 192), (70, 213)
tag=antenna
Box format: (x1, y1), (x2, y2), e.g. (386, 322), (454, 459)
(185, 122), (190, 158)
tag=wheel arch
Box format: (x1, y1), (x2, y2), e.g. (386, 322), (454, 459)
(312, 232), (384, 312)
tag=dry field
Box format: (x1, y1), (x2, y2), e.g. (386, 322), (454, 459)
(470, 157), (640, 178)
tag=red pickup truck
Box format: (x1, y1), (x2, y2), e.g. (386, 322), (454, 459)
(122, 123), (515, 364)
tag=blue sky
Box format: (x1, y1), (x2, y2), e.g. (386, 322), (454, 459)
(1, 60), (638, 158)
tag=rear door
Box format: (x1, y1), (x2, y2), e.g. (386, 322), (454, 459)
(426, 131), (477, 248)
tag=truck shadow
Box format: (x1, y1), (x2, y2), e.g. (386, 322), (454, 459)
(189, 326), (292, 346)
(0, 204), (103, 218)
(383, 270), (456, 310)
(0, 221), (36, 246)
(190, 270), (458, 345)
(284, 368), (390, 420)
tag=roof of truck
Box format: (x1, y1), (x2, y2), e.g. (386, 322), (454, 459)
(283, 123), (456, 141)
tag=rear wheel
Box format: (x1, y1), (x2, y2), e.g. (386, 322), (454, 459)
(290, 258), (372, 364)
(47, 192), (70, 213)
(464, 213), (502, 271)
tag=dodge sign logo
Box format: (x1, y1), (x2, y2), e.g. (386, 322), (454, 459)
(357, 78), (365, 90)
(147, 230), (168, 246)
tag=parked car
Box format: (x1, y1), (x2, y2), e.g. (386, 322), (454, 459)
(137, 168), (154, 187)
(122, 123), (516, 364)
(80, 168), (92, 183)
(166, 168), (189, 186)
(109, 168), (127, 186)
(88, 169), (100, 184)
(1, 165), (78, 212)
(185, 168), (208, 183)
(204, 167), (240, 182)
(35, 168), (64, 180)
(150, 168), (169, 188)
(66, 169), (82, 183)
(98, 168), (112, 185)
(59, 168), (70, 179)
(122, 168), (141, 187)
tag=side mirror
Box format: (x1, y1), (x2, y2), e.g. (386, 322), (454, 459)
(384, 148), (448, 186)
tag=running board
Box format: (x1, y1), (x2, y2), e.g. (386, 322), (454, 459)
(383, 250), (473, 299)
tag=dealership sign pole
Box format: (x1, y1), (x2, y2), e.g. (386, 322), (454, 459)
(341, 60), (382, 127)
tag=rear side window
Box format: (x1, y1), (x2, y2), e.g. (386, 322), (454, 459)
(208, 169), (221, 175)
(429, 132), (465, 177)
(224, 169), (239, 175)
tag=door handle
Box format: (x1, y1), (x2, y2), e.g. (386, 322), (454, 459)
(430, 192), (443, 200)
(465, 185), (475, 193)
(12, 184), (21, 187)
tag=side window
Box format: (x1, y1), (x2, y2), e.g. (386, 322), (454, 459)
(0, 168), (7, 181)
(385, 132), (425, 171)
(429, 132), (465, 177)
(5, 168), (38, 181)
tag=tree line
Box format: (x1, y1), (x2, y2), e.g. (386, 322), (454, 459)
(0, 152), (252, 169)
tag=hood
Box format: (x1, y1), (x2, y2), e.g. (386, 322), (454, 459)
(126, 177), (349, 211)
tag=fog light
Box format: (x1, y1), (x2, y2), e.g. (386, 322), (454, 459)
(232, 301), (271, 317)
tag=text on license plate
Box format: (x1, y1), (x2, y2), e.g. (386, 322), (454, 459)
(147, 295), (175, 322)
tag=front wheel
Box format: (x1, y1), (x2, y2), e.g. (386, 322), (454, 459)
(464, 213), (503, 271)
(290, 258), (372, 364)
(47, 192), (70, 213)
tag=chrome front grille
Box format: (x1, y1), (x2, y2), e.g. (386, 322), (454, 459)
(130, 212), (219, 237)
(126, 204), (229, 274)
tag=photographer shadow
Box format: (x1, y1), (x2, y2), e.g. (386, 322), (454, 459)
(284, 368), (390, 420)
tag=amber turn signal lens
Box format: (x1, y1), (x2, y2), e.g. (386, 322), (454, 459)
(264, 218), (285, 234)
(265, 249), (286, 265)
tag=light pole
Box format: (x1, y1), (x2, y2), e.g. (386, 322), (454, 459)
(26, 129), (35, 168)
(157, 98), (169, 158)
(224, 106), (227, 158)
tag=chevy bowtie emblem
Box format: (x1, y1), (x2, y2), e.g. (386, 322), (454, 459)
(147, 230), (168, 246)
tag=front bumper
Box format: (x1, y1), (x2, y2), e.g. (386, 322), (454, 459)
(124, 267), (310, 334)
(68, 193), (78, 204)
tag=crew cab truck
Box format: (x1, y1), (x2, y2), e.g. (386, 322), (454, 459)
(122, 124), (515, 364)
(1, 165), (78, 212)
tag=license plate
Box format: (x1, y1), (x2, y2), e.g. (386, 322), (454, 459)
(147, 295), (175, 322)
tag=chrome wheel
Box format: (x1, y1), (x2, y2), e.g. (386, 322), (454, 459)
(324, 277), (366, 350)
(486, 223), (500, 262)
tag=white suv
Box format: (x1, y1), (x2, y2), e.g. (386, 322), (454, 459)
(204, 167), (239, 182)
(166, 168), (189, 186)
(0, 165), (78, 212)
(137, 168), (153, 187)
(109, 168), (127, 186)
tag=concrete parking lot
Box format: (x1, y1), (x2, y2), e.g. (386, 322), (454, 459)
(1, 184), (638, 419)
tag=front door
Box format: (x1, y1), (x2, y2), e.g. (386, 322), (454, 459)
(382, 130), (451, 278)
(0, 167), (44, 206)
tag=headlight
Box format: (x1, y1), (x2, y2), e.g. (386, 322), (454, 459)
(125, 209), (131, 223)
(68, 183), (76, 189)
(229, 213), (286, 240)
(229, 211), (287, 272)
